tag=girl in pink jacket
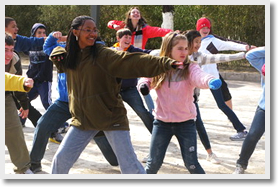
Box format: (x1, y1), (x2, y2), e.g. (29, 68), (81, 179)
(138, 32), (222, 174)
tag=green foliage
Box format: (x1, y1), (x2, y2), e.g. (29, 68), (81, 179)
(5, 5), (265, 69)
(5, 5), (41, 36)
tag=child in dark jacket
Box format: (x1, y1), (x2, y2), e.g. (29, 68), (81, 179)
(111, 28), (154, 133)
(26, 23), (53, 110)
(111, 28), (154, 163)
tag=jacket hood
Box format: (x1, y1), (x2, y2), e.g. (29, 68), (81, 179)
(31, 23), (46, 36)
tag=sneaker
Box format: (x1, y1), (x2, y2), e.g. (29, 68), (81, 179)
(230, 131), (248, 141)
(24, 169), (34, 174)
(206, 153), (221, 164)
(49, 132), (63, 144)
(15, 168), (34, 174)
(142, 154), (149, 163)
(58, 125), (70, 134)
(30, 163), (42, 173)
(233, 164), (245, 174)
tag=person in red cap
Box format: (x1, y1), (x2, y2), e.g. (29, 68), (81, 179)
(196, 16), (256, 141)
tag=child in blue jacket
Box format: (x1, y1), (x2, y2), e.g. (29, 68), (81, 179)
(233, 47), (265, 174)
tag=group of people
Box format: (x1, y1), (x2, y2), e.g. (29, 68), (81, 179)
(5, 6), (265, 175)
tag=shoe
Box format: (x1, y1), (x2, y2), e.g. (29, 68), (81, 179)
(206, 153), (221, 164)
(230, 131), (248, 141)
(49, 132), (63, 144)
(142, 154), (149, 163)
(24, 169), (34, 174)
(15, 168), (34, 174)
(233, 164), (245, 174)
(30, 163), (42, 173)
(58, 125), (70, 134)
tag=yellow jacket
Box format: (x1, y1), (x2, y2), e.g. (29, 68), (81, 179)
(5, 73), (31, 92)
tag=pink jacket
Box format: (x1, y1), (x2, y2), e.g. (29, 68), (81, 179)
(138, 63), (215, 122)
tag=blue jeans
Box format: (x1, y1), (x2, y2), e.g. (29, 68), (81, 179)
(120, 87), (154, 133)
(210, 88), (246, 132)
(236, 106), (265, 169)
(143, 94), (155, 114)
(145, 120), (205, 174)
(195, 102), (211, 150)
(30, 100), (118, 167)
(51, 126), (146, 174)
(28, 81), (52, 110)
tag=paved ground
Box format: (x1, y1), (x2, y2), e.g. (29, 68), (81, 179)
(5, 67), (267, 178)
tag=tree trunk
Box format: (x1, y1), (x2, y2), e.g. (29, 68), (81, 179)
(161, 5), (174, 30)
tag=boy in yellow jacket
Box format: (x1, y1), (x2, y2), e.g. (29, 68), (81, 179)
(5, 73), (33, 92)
(5, 33), (34, 174)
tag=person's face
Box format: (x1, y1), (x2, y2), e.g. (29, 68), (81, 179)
(35, 28), (46, 38)
(73, 20), (98, 49)
(199, 27), (210, 38)
(118, 34), (132, 49)
(191, 36), (201, 53)
(5, 21), (18, 39)
(129, 8), (141, 20)
(171, 39), (188, 62)
(5, 43), (14, 65)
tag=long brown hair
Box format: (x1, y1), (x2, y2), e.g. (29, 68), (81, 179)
(151, 32), (190, 90)
(124, 7), (147, 32)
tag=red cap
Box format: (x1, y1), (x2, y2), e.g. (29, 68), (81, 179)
(196, 17), (211, 31)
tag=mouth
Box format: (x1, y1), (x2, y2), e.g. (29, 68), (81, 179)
(88, 37), (96, 42)
(5, 58), (11, 64)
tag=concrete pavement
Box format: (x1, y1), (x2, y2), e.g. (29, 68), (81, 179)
(5, 68), (266, 177)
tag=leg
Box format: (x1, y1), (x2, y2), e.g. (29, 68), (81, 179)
(5, 95), (30, 173)
(93, 131), (118, 166)
(143, 94), (155, 114)
(103, 130), (146, 174)
(145, 120), (173, 174)
(210, 88), (246, 132)
(236, 106), (265, 169)
(15, 88), (42, 127)
(30, 100), (71, 165)
(195, 102), (211, 151)
(219, 74), (233, 110)
(175, 121), (205, 174)
(25, 102), (42, 127)
(38, 81), (52, 110)
(121, 87), (154, 133)
(51, 126), (98, 174)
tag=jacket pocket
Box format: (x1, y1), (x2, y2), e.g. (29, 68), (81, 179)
(81, 94), (114, 128)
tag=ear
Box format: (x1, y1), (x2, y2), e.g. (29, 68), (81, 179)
(72, 29), (79, 37)
(116, 36), (120, 42)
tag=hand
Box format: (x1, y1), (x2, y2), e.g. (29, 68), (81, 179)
(246, 45), (257, 51)
(19, 108), (29, 119)
(52, 54), (65, 62)
(24, 78), (34, 88)
(209, 78), (222, 90)
(171, 61), (184, 69)
(52, 31), (62, 39)
(139, 84), (150, 96)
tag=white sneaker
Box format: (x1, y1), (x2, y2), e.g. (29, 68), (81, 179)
(206, 153), (221, 164)
(16, 169), (34, 174)
(24, 169), (34, 174)
(233, 164), (245, 174)
(230, 131), (248, 141)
